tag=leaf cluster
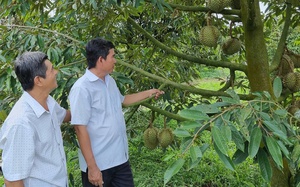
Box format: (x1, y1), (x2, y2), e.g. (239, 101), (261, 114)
(165, 89), (300, 186)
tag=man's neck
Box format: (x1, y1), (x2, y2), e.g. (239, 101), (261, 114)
(27, 89), (49, 111)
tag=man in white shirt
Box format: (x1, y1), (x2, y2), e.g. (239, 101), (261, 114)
(69, 38), (164, 187)
(0, 51), (71, 187)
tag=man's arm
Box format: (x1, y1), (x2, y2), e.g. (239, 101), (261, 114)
(74, 125), (103, 187)
(63, 110), (71, 123)
(122, 89), (164, 107)
(4, 179), (24, 187)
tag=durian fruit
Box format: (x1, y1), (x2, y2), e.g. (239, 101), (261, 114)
(286, 51), (300, 68)
(224, 0), (233, 7)
(222, 37), (241, 55)
(283, 72), (297, 90)
(288, 105), (300, 116)
(230, 0), (241, 9)
(143, 127), (159, 150)
(207, 0), (227, 12)
(199, 25), (220, 47)
(158, 128), (174, 148)
(289, 72), (300, 93)
(279, 54), (294, 76)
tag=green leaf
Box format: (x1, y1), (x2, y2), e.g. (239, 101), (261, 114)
(37, 35), (45, 49)
(231, 126), (245, 152)
(274, 109), (288, 117)
(191, 104), (220, 114)
(214, 143), (235, 171)
(265, 136), (283, 169)
(273, 76), (282, 98)
(179, 121), (202, 130)
(164, 158), (185, 186)
(248, 126), (262, 158)
(212, 126), (229, 156)
(291, 143), (300, 162)
(188, 157), (201, 170)
(161, 0), (173, 11)
(200, 143), (210, 153)
(218, 96), (240, 104)
(259, 112), (271, 121)
(180, 138), (193, 154)
(257, 149), (272, 182)
(173, 128), (190, 137)
(221, 125), (232, 142)
(226, 89), (240, 102)
(190, 146), (202, 162)
(178, 109), (210, 121)
(239, 107), (252, 121)
(263, 121), (288, 142)
(232, 149), (248, 165)
(0, 54), (6, 63)
(277, 140), (290, 160)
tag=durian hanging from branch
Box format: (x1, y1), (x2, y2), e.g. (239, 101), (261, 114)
(199, 13), (221, 48)
(158, 116), (174, 149)
(206, 0), (232, 13)
(143, 111), (159, 150)
(222, 21), (242, 55)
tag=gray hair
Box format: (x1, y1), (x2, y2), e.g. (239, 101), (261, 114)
(14, 51), (48, 91)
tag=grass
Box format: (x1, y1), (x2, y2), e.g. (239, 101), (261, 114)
(129, 130), (265, 187)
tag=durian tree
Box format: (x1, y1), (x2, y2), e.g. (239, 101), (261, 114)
(0, 0), (300, 186)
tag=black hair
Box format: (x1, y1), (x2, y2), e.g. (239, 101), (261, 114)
(85, 38), (115, 69)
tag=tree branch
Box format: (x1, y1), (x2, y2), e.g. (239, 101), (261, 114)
(2, 24), (82, 44)
(269, 1), (293, 72)
(141, 102), (188, 121)
(127, 17), (247, 73)
(144, 1), (241, 16)
(166, 3), (241, 16)
(118, 60), (252, 100)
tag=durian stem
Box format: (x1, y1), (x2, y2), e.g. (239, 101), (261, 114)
(149, 110), (155, 128)
(206, 13), (212, 26)
(229, 21), (234, 38)
(164, 116), (167, 128)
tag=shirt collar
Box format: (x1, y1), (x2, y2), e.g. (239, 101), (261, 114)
(23, 91), (53, 118)
(85, 69), (110, 84)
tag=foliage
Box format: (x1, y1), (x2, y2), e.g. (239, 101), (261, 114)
(171, 86), (300, 186)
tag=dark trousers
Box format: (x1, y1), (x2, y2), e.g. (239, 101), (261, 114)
(81, 161), (134, 187)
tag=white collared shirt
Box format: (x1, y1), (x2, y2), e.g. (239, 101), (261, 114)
(69, 69), (128, 171)
(0, 92), (68, 187)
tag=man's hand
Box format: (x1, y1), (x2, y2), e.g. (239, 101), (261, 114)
(88, 166), (104, 187)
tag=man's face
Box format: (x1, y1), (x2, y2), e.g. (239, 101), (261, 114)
(40, 60), (58, 91)
(101, 48), (116, 74)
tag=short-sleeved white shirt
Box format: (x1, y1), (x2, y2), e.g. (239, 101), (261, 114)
(0, 92), (68, 187)
(69, 69), (128, 171)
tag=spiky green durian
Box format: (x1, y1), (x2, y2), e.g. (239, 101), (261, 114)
(143, 127), (159, 150)
(199, 26), (220, 47)
(158, 128), (174, 148)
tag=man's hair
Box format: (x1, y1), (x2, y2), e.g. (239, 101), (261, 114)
(86, 38), (115, 69)
(14, 51), (48, 91)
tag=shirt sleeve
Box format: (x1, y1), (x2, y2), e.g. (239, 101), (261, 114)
(54, 102), (67, 125)
(2, 124), (35, 181)
(69, 86), (91, 125)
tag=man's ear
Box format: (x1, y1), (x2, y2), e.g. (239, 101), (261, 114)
(34, 76), (43, 87)
(96, 56), (104, 67)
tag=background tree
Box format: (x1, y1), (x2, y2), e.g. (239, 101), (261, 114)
(0, 0), (300, 186)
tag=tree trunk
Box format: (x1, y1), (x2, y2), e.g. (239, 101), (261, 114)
(240, 1), (291, 186)
(270, 158), (291, 187)
(240, 0), (272, 94)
